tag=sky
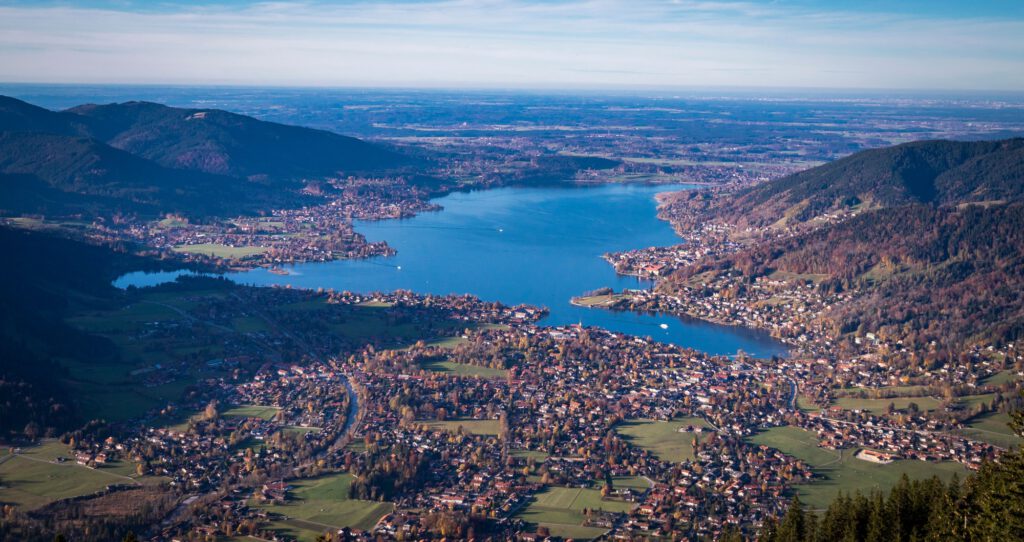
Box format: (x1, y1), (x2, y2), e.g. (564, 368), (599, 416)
(1, 1), (1023, 91)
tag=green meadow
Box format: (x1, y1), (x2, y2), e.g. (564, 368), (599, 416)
(254, 473), (392, 542)
(614, 417), (714, 462)
(515, 486), (635, 540)
(747, 426), (969, 510)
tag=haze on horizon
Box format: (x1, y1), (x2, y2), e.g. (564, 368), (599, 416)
(1, 0), (1023, 92)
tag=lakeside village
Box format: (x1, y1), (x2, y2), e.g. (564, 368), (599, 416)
(75, 176), (440, 270)
(40, 276), (1018, 541)
(7, 136), (814, 275)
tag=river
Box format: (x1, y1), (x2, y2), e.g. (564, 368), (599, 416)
(117, 183), (787, 358)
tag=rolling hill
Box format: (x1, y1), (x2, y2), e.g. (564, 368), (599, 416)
(691, 138), (1024, 228)
(0, 95), (417, 217)
(66, 100), (411, 181)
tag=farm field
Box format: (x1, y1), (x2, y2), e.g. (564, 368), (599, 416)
(0, 441), (142, 510)
(173, 243), (268, 259)
(224, 405), (281, 420)
(748, 426), (969, 509)
(614, 417), (714, 463)
(515, 486), (635, 540)
(420, 358), (508, 378)
(832, 396), (942, 413)
(254, 473), (392, 542)
(419, 418), (502, 436)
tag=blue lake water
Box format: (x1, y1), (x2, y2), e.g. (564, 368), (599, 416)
(117, 183), (787, 358)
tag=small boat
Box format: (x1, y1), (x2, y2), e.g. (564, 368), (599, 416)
(268, 267), (290, 276)
(659, 323), (669, 330)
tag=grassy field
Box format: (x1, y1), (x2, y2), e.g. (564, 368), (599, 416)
(224, 405), (281, 420)
(0, 441), (143, 510)
(420, 358), (508, 378)
(420, 418), (501, 436)
(957, 412), (1022, 449)
(172, 243), (268, 259)
(64, 292), (232, 421)
(572, 293), (628, 308)
(982, 370), (1021, 386)
(255, 473), (392, 541)
(607, 475), (652, 490)
(614, 417), (714, 463)
(834, 385), (933, 397)
(511, 449), (550, 461)
(748, 426), (969, 510)
(421, 336), (469, 349)
(832, 396), (942, 413)
(515, 486), (634, 540)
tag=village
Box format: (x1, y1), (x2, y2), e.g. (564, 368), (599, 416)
(47, 274), (1017, 541)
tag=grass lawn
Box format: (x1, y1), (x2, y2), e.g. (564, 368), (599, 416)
(614, 417), (713, 463)
(515, 486), (634, 540)
(281, 426), (322, 436)
(420, 358), (508, 378)
(833, 396), (942, 413)
(956, 394), (997, 411)
(173, 243), (268, 259)
(511, 449), (550, 461)
(420, 418), (501, 436)
(957, 412), (1022, 449)
(748, 426), (969, 510)
(255, 473), (392, 541)
(607, 476), (651, 490)
(0, 441), (141, 510)
(224, 405), (281, 421)
(982, 370), (1021, 387)
(421, 336), (469, 349)
(572, 293), (628, 308)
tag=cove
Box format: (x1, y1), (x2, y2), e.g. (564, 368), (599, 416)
(117, 183), (787, 358)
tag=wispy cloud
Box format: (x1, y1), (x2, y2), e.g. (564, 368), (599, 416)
(0, 0), (1022, 90)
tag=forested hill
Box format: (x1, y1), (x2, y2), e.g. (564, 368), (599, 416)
(664, 138), (1024, 351)
(708, 203), (1024, 348)
(65, 100), (411, 180)
(0, 95), (416, 217)
(694, 138), (1024, 228)
(0, 226), (159, 438)
(0, 132), (291, 217)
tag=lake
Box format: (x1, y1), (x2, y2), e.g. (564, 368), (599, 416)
(117, 183), (787, 357)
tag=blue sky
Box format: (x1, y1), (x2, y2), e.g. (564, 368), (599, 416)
(1, 1), (1022, 90)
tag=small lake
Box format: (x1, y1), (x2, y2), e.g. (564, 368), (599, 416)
(117, 183), (787, 358)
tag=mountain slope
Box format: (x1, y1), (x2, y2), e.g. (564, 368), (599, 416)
(702, 138), (1024, 228)
(67, 101), (412, 181)
(0, 132), (293, 216)
(0, 226), (150, 437)
(0, 95), (418, 217)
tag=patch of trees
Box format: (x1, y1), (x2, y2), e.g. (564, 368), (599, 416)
(347, 443), (433, 501)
